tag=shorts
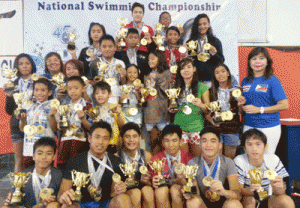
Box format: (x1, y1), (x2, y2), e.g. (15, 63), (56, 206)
(220, 133), (240, 147)
(80, 199), (111, 208)
(182, 131), (201, 145)
(11, 133), (24, 143)
(145, 123), (169, 132)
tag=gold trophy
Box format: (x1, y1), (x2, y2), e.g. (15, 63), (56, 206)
(118, 18), (128, 28)
(175, 165), (198, 195)
(95, 62), (108, 81)
(34, 188), (55, 208)
(153, 35), (165, 51)
(67, 33), (78, 50)
(13, 93), (26, 116)
(248, 168), (268, 201)
(117, 28), (128, 47)
(187, 41), (198, 56)
(58, 105), (70, 129)
(87, 106), (100, 122)
(119, 162), (138, 190)
(165, 88), (181, 109)
(52, 72), (66, 94)
(148, 158), (167, 187)
(88, 185), (102, 202)
(1, 68), (18, 92)
(155, 23), (164, 36)
(139, 87), (150, 105)
(207, 101), (222, 123)
(71, 170), (92, 204)
(121, 85), (132, 104)
(8, 172), (32, 206)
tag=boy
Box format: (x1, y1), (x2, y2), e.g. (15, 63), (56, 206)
(90, 35), (126, 104)
(19, 78), (56, 169)
(50, 76), (91, 170)
(185, 127), (242, 208)
(57, 121), (132, 208)
(234, 129), (295, 208)
(2, 137), (62, 208)
(150, 124), (194, 208)
(115, 28), (150, 83)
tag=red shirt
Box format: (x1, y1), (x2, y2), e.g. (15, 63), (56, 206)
(164, 47), (182, 67)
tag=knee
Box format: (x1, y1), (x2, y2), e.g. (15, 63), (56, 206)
(186, 196), (203, 208)
(128, 188), (141, 203)
(270, 195), (295, 208)
(46, 202), (60, 208)
(141, 186), (154, 202)
(242, 195), (256, 207)
(155, 186), (169, 202)
(170, 184), (182, 201)
(114, 193), (132, 208)
(223, 199), (243, 208)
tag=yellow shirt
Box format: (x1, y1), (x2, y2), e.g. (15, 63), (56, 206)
(109, 103), (126, 145)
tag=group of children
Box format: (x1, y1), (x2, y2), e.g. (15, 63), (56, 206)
(2, 1), (292, 208)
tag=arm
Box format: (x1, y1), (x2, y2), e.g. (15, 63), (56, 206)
(77, 110), (91, 131)
(201, 90), (210, 114)
(209, 37), (225, 64)
(5, 95), (17, 115)
(156, 71), (171, 92)
(49, 108), (58, 133)
(272, 176), (287, 196)
(57, 179), (75, 206)
(222, 176), (242, 200)
(243, 99), (289, 114)
(19, 113), (27, 132)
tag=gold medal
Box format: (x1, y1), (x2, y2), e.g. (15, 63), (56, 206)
(31, 74), (39, 81)
(187, 94), (195, 103)
(205, 190), (220, 202)
(139, 165), (148, 175)
(86, 48), (94, 56)
(36, 125), (45, 135)
(149, 88), (157, 96)
(140, 38), (147, 46)
(105, 78), (117, 86)
(182, 105), (192, 115)
(177, 23), (183, 28)
(170, 66), (177, 74)
(24, 125), (34, 136)
(197, 52), (209, 62)
(159, 46), (165, 51)
(174, 164), (185, 175)
(115, 64), (123, 72)
(40, 188), (54, 200)
(202, 176), (213, 187)
(74, 103), (83, 112)
(133, 79), (141, 87)
(126, 108), (138, 116)
(232, 89), (242, 98)
(81, 76), (88, 82)
(265, 170), (276, 180)
(50, 99), (60, 108)
(142, 26), (149, 33)
(88, 185), (102, 202)
(203, 43), (211, 51)
(112, 173), (121, 183)
(179, 46), (187, 54)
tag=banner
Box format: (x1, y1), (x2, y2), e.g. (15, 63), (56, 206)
(24, 0), (238, 80)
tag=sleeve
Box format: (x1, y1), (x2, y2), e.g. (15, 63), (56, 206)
(274, 157), (289, 179)
(226, 158), (238, 177)
(270, 76), (287, 102)
(156, 70), (172, 92)
(78, 48), (86, 63)
(5, 96), (17, 115)
(148, 26), (154, 37)
(210, 37), (225, 64)
(234, 156), (246, 185)
(198, 82), (208, 98)
(63, 159), (74, 180)
(241, 77), (247, 87)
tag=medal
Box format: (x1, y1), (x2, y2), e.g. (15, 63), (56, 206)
(187, 94), (195, 103)
(170, 66), (177, 74)
(36, 126), (45, 135)
(133, 79), (141, 87)
(31, 74), (39, 81)
(126, 108), (138, 116)
(220, 111), (233, 121)
(88, 184), (102, 202)
(182, 105), (192, 115)
(203, 43), (211, 51)
(197, 52), (209, 62)
(74, 103), (83, 112)
(115, 64), (123, 72)
(159, 46), (165, 51)
(265, 170), (276, 180)
(24, 125), (36, 138)
(142, 26), (149, 33)
(40, 188), (54, 200)
(202, 176), (213, 187)
(50, 99), (60, 109)
(86, 48), (94, 56)
(112, 173), (121, 183)
(139, 165), (148, 175)
(149, 88), (157, 96)
(140, 38), (147, 46)
(179, 46), (187, 54)
(174, 164), (185, 175)
(232, 89), (242, 98)
(205, 189), (220, 202)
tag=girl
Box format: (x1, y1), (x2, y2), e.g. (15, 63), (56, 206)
(4, 53), (36, 172)
(188, 13), (225, 86)
(144, 50), (172, 155)
(208, 64), (243, 159)
(120, 64), (142, 126)
(172, 58), (209, 156)
(238, 47), (288, 154)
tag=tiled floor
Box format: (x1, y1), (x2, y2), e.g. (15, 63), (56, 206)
(0, 154), (14, 207)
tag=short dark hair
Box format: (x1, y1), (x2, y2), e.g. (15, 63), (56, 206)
(120, 122), (141, 138)
(33, 137), (57, 153)
(200, 127), (221, 142)
(166, 26), (180, 37)
(66, 76), (85, 87)
(241, 129), (267, 147)
(93, 81), (111, 95)
(44, 52), (63, 74)
(126, 28), (139, 37)
(33, 77), (53, 92)
(162, 124), (182, 140)
(14, 53), (37, 77)
(90, 121), (113, 138)
(132, 2), (144, 13)
(88, 22), (106, 45)
(159, 11), (170, 21)
(99, 35), (115, 46)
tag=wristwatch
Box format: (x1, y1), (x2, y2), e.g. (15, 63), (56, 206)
(260, 107), (265, 114)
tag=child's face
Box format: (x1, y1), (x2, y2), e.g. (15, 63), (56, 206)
(18, 57), (32, 77)
(148, 53), (159, 69)
(100, 40), (116, 59)
(91, 25), (104, 43)
(126, 33), (140, 49)
(34, 83), (52, 103)
(126, 66), (139, 82)
(166, 29), (180, 45)
(214, 66), (230, 84)
(46, 55), (61, 74)
(33, 145), (55, 169)
(159, 13), (171, 28)
(123, 130), (141, 152)
(94, 88), (111, 105)
(200, 133), (222, 159)
(180, 62), (196, 80)
(162, 133), (181, 157)
(67, 80), (85, 102)
(244, 137), (267, 161)
(65, 63), (80, 78)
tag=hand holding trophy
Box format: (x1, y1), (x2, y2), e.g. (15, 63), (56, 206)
(187, 41), (198, 56)
(165, 88), (181, 110)
(13, 93), (26, 117)
(175, 164), (198, 195)
(71, 170), (92, 204)
(1, 68), (18, 92)
(67, 33), (79, 50)
(119, 162), (138, 190)
(95, 62), (108, 81)
(8, 172), (32, 206)
(248, 168), (268, 201)
(148, 158), (167, 187)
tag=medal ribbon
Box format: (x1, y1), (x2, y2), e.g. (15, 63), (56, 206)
(202, 156), (220, 181)
(32, 168), (51, 203)
(68, 98), (86, 127)
(132, 22), (145, 36)
(165, 151), (181, 178)
(126, 48), (137, 65)
(197, 36), (207, 53)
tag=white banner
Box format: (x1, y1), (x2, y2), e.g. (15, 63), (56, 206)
(24, 0), (238, 80)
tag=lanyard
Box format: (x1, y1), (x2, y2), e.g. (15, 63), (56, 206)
(202, 156), (220, 180)
(165, 151), (181, 178)
(32, 168), (51, 203)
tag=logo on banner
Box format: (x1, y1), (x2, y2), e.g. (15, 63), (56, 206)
(0, 10), (16, 19)
(255, 84), (268, 93)
(243, 85), (251, 92)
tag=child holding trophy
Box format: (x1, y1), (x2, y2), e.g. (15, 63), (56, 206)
(4, 53), (37, 172)
(58, 121), (132, 208)
(19, 78), (57, 169)
(185, 127), (242, 208)
(234, 129), (295, 208)
(3, 137), (62, 208)
(116, 122), (154, 208)
(150, 124), (194, 208)
(144, 50), (172, 155)
(171, 58), (209, 156)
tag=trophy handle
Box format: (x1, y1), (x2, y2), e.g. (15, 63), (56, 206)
(24, 173), (32, 185)
(8, 173), (15, 187)
(119, 164), (126, 176)
(147, 161), (154, 171)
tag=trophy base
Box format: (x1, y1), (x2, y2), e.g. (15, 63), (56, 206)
(126, 178), (138, 190)
(67, 43), (76, 50)
(158, 178), (167, 187)
(255, 190), (268, 201)
(72, 193), (82, 204)
(9, 198), (23, 207)
(213, 116), (223, 124)
(59, 121), (69, 129)
(184, 186), (197, 195)
(169, 102), (178, 110)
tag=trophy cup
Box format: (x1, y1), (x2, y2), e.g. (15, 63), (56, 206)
(207, 101), (223, 123)
(153, 35), (165, 51)
(58, 105), (70, 129)
(13, 93), (26, 117)
(95, 62), (108, 81)
(165, 88), (181, 109)
(119, 162), (138, 190)
(117, 28), (128, 47)
(67, 33), (78, 50)
(71, 170), (92, 204)
(248, 168), (268, 201)
(8, 172), (32, 206)
(139, 87), (150, 105)
(118, 18), (128, 28)
(1, 68), (18, 92)
(148, 158), (167, 187)
(187, 41), (198, 56)
(121, 85), (132, 104)
(175, 165), (198, 194)
(87, 106), (100, 122)
(52, 73), (66, 94)
(154, 23), (164, 36)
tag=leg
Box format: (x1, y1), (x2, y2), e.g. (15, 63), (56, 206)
(268, 194), (295, 208)
(154, 186), (170, 208)
(150, 127), (160, 155)
(61, 204), (80, 208)
(224, 145), (237, 159)
(127, 188), (141, 208)
(222, 199), (243, 208)
(170, 184), (183, 208)
(109, 193), (132, 208)
(12, 141), (23, 173)
(46, 202), (60, 208)
(186, 195), (207, 208)
(242, 195), (256, 208)
(141, 186), (155, 208)
(258, 125), (281, 154)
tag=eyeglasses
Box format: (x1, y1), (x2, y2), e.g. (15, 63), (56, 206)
(161, 18), (171, 21)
